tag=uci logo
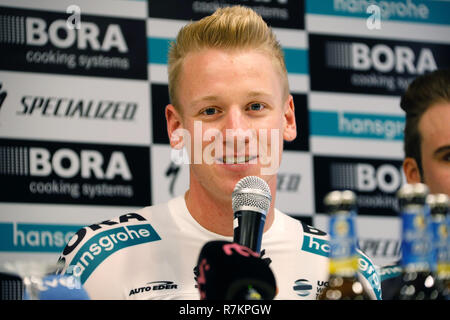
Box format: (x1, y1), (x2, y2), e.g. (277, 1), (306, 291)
(293, 279), (312, 297)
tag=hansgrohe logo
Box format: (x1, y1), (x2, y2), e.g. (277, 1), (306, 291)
(334, 0), (430, 20)
(68, 224), (161, 283)
(310, 111), (405, 141)
(302, 235), (330, 257)
(337, 112), (404, 140)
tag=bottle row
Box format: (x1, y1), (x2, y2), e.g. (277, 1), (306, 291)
(318, 184), (449, 300)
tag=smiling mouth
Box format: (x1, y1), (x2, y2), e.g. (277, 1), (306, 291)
(217, 155), (258, 164)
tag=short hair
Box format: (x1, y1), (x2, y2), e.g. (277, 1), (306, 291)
(167, 5), (289, 110)
(400, 69), (450, 176)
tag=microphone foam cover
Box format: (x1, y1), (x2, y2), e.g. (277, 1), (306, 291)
(196, 240), (276, 300)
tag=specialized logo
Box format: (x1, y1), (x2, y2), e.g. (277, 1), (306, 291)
(17, 95), (138, 121)
(358, 237), (401, 262)
(277, 173), (301, 192)
(129, 281), (178, 296)
(165, 161), (181, 197)
(293, 279), (312, 297)
(0, 83), (7, 111)
(0, 72), (150, 146)
(0, 6), (146, 79)
(0, 139), (151, 206)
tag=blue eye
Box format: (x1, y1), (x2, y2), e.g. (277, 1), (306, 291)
(202, 108), (217, 115)
(249, 103), (264, 111)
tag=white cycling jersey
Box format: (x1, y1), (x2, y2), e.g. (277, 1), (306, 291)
(57, 196), (382, 300)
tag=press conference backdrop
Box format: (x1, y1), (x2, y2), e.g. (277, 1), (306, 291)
(0, 0), (449, 268)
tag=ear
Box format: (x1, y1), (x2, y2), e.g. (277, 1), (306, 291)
(403, 157), (422, 184)
(283, 95), (297, 142)
(165, 104), (184, 149)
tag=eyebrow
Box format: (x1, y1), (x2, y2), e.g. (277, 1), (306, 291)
(247, 91), (270, 99)
(190, 91), (271, 107)
(247, 91), (275, 104)
(191, 95), (219, 105)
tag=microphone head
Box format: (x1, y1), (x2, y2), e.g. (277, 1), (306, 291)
(232, 176), (272, 215)
(196, 240), (276, 300)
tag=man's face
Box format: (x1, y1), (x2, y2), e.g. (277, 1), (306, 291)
(419, 101), (450, 196)
(166, 48), (296, 200)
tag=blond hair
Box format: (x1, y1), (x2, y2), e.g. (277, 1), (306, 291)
(167, 5), (289, 109)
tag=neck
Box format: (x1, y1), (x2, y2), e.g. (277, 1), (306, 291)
(185, 176), (276, 237)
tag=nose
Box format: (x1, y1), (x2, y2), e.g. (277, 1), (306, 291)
(223, 106), (248, 132)
(222, 106), (252, 153)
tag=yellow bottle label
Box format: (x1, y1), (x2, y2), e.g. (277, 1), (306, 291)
(437, 262), (450, 279)
(329, 255), (358, 276)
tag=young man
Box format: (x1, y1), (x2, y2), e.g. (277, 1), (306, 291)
(380, 69), (450, 299)
(57, 6), (381, 300)
(401, 69), (450, 196)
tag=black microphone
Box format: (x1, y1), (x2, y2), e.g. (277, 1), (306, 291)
(196, 240), (276, 300)
(232, 176), (272, 254)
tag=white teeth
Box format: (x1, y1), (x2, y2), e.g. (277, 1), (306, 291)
(225, 157), (244, 164)
(221, 156), (257, 164)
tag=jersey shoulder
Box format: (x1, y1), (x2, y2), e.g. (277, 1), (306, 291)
(274, 210), (330, 256)
(279, 212), (382, 300)
(56, 203), (167, 284)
